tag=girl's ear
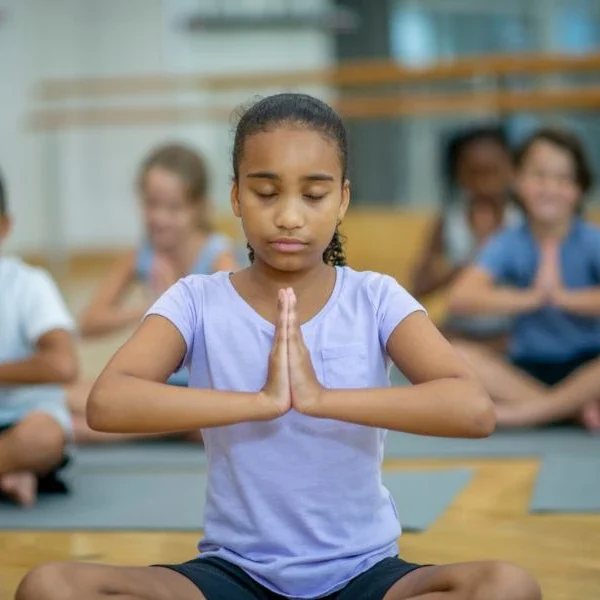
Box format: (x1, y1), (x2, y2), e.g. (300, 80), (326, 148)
(230, 182), (241, 218)
(338, 179), (350, 222)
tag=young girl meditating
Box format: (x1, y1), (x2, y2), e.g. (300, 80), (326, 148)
(17, 94), (540, 600)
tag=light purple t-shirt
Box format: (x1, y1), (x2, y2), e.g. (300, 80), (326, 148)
(147, 266), (424, 598)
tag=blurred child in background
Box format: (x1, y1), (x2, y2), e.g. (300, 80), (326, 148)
(449, 128), (600, 430)
(411, 125), (518, 349)
(0, 169), (78, 506)
(68, 143), (240, 443)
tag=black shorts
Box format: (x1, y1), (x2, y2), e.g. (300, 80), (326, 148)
(0, 423), (70, 496)
(512, 349), (600, 386)
(158, 555), (424, 600)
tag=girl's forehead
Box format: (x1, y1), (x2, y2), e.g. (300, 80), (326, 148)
(240, 128), (341, 175)
(525, 141), (574, 168)
(461, 138), (507, 162)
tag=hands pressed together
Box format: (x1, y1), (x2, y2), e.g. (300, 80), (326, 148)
(261, 288), (325, 418)
(529, 239), (568, 309)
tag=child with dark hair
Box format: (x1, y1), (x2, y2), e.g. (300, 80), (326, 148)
(449, 127), (600, 430)
(17, 94), (539, 600)
(411, 124), (517, 347)
(0, 170), (78, 506)
(67, 142), (240, 443)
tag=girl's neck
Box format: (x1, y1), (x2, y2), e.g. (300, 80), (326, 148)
(163, 230), (208, 274)
(247, 259), (334, 298)
(529, 217), (574, 242)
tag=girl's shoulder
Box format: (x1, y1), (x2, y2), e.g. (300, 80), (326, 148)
(178, 270), (230, 291)
(336, 266), (416, 310)
(577, 217), (600, 238)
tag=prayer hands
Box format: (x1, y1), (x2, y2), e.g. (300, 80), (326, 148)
(287, 289), (324, 415)
(260, 288), (324, 418)
(261, 289), (293, 417)
(534, 239), (564, 306)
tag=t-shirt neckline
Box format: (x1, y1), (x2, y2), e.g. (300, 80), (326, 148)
(222, 266), (345, 334)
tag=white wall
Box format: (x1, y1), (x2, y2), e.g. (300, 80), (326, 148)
(1, 0), (335, 254)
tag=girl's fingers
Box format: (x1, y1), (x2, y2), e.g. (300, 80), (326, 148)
(275, 289), (286, 345)
(287, 289), (296, 339)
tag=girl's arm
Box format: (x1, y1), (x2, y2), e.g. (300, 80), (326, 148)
(86, 315), (277, 434)
(78, 251), (148, 338)
(410, 217), (463, 299)
(0, 330), (77, 385)
(306, 311), (496, 438)
(448, 266), (542, 316)
(553, 287), (600, 317)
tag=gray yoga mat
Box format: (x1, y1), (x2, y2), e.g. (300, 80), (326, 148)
(0, 467), (473, 533)
(73, 443), (208, 469)
(383, 427), (600, 459)
(70, 425), (600, 469)
(530, 454), (600, 513)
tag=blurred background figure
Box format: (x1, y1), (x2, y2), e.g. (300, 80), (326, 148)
(0, 168), (77, 507)
(410, 125), (516, 349)
(449, 127), (600, 431)
(67, 143), (239, 444)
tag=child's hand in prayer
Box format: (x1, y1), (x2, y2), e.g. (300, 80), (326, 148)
(260, 289), (293, 417)
(535, 239), (563, 305)
(287, 288), (324, 415)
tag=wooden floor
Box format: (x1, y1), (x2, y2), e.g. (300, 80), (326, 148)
(1, 275), (600, 599)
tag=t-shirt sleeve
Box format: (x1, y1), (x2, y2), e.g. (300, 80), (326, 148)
(369, 274), (427, 348)
(21, 268), (76, 345)
(145, 275), (201, 368)
(475, 231), (514, 283)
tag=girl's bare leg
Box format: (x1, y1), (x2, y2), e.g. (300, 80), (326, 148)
(383, 560), (540, 600)
(452, 340), (548, 407)
(454, 341), (600, 429)
(0, 412), (66, 506)
(522, 357), (600, 429)
(16, 561), (205, 600)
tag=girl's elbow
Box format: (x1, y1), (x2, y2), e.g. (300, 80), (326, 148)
(86, 385), (114, 432)
(53, 354), (79, 384)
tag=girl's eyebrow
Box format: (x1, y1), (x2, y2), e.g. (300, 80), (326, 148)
(246, 171), (334, 182)
(247, 171), (279, 180)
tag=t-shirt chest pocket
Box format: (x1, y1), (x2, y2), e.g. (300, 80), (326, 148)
(321, 343), (369, 389)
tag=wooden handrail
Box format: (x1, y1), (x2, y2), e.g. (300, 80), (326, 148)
(35, 52), (600, 100)
(205, 52), (600, 91)
(28, 86), (600, 130)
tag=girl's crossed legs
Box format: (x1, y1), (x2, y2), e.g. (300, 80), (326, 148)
(16, 557), (540, 600)
(453, 340), (600, 430)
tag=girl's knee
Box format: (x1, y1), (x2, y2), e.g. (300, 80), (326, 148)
(472, 561), (541, 600)
(13, 413), (66, 453)
(16, 562), (76, 600)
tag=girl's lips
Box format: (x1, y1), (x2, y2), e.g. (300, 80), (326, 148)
(270, 239), (307, 253)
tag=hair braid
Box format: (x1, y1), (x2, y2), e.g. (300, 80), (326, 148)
(322, 226), (346, 267)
